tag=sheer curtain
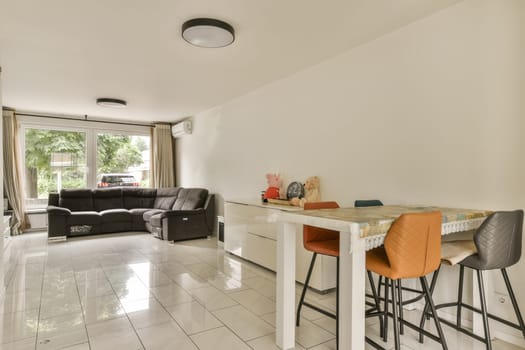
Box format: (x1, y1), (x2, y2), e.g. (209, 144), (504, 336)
(2, 108), (29, 234)
(152, 123), (175, 188)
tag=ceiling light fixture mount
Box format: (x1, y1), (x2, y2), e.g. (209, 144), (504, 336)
(182, 18), (235, 48)
(96, 98), (127, 108)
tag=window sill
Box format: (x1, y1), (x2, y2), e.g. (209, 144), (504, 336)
(25, 209), (47, 215)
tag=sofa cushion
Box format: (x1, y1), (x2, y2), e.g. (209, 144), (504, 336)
(59, 189), (94, 212)
(93, 189), (123, 212)
(172, 188), (208, 210)
(101, 221), (132, 233)
(129, 208), (151, 217)
(100, 209), (131, 223)
(122, 188), (157, 210)
(153, 187), (181, 210)
(129, 208), (150, 230)
(143, 209), (166, 222)
(68, 211), (102, 225)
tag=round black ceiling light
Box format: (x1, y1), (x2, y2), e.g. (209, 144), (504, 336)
(182, 18), (235, 48)
(96, 98), (127, 108)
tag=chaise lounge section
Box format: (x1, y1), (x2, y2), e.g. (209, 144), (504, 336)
(47, 187), (215, 241)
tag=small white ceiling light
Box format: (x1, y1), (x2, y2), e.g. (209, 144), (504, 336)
(96, 98), (127, 108)
(182, 18), (235, 48)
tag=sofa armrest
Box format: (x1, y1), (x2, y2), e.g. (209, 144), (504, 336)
(160, 207), (213, 241)
(160, 208), (205, 218)
(47, 205), (72, 216)
(47, 205), (71, 237)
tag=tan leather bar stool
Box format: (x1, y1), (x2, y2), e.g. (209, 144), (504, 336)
(296, 202), (341, 347)
(297, 201), (383, 349)
(420, 210), (525, 350)
(365, 211), (448, 350)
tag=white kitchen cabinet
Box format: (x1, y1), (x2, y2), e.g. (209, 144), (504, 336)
(224, 200), (337, 292)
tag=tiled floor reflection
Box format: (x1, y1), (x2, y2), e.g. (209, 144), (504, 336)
(0, 232), (523, 350)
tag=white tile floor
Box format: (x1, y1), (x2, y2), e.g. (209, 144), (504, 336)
(0, 232), (523, 350)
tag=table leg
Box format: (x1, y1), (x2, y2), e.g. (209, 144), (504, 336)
(338, 224), (366, 350)
(277, 222), (296, 349)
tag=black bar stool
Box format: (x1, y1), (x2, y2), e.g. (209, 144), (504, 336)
(354, 199), (383, 208)
(420, 210), (525, 350)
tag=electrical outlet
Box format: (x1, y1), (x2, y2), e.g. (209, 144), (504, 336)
(494, 291), (508, 304)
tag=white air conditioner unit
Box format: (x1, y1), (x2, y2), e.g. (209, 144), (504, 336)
(171, 120), (192, 138)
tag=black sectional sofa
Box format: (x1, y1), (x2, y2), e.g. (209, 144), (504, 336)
(47, 187), (215, 241)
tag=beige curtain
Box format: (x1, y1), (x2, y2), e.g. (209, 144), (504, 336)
(3, 109), (29, 234)
(152, 123), (175, 188)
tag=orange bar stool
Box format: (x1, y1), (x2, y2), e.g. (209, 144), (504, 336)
(296, 201), (340, 326)
(297, 201), (382, 349)
(296, 201), (343, 349)
(365, 211), (448, 350)
(420, 210), (525, 350)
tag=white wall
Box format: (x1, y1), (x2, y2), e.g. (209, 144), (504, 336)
(176, 0), (525, 342)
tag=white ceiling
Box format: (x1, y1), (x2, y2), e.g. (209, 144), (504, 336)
(0, 0), (460, 123)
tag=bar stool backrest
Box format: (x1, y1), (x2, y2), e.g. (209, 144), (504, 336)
(469, 210), (524, 270)
(303, 201), (340, 251)
(384, 211), (442, 279)
(355, 199), (383, 207)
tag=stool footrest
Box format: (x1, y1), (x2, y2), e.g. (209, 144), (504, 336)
(437, 316), (487, 343)
(434, 301), (525, 332)
(302, 302), (336, 320)
(399, 316), (443, 343)
(365, 336), (387, 350)
(375, 311), (445, 344)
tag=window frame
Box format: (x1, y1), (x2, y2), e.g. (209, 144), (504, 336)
(18, 115), (152, 203)
(94, 130), (152, 188)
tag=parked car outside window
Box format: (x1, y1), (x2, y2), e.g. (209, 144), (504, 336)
(97, 173), (139, 188)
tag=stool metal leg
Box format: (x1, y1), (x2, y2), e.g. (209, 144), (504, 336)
(476, 270), (492, 350)
(397, 280), (404, 335)
(391, 279), (401, 350)
(296, 253), (317, 326)
(336, 256), (339, 350)
(457, 265), (465, 329)
(383, 278), (390, 342)
(420, 276), (448, 350)
(501, 268), (525, 339)
(367, 271), (384, 338)
(419, 268), (441, 343)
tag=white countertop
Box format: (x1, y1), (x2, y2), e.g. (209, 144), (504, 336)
(225, 198), (303, 212)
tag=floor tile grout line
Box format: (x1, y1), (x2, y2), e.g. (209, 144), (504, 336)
(39, 247), (88, 349)
(33, 245), (46, 350)
(210, 302), (276, 343)
(138, 250), (217, 349)
(103, 261), (147, 350)
(74, 264), (93, 350)
(126, 246), (256, 349)
(161, 249), (278, 348)
(191, 247), (338, 349)
(98, 245), (211, 347)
